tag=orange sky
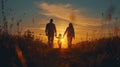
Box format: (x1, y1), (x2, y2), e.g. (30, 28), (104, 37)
(18, 2), (116, 48)
(4, 1), (120, 48)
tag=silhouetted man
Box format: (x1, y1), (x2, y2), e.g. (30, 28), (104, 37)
(45, 19), (57, 48)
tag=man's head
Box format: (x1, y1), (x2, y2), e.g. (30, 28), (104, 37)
(50, 19), (53, 23)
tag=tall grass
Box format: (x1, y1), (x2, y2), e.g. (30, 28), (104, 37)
(0, 33), (120, 67)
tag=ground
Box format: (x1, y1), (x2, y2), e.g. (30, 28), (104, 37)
(0, 34), (120, 67)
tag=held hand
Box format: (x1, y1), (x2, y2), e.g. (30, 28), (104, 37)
(63, 35), (65, 38)
(55, 33), (57, 37)
(63, 34), (65, 38)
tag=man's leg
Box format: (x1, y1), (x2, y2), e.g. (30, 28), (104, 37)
(48, 36), (51, 47)
(51, 36), (54, 48)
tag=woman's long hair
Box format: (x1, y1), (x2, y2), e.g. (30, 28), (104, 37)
(68, 23), (75, 37)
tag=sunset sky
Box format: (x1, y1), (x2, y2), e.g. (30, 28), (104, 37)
(0, 0), (120, 47)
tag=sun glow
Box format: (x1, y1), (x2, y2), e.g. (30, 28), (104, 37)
(54, 35), (67, 48)
(61, 38), (64, 42)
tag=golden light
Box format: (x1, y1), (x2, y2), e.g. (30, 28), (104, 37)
(61, 38), (64, 42)
(54, 35), (68, 48)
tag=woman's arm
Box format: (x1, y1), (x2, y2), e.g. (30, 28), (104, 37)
(63, 27), (68, 37)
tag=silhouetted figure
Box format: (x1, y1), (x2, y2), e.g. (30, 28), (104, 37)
(64, 23), (75, 48)
(56, 34), (63, 48)
(45, 19), (57, 48)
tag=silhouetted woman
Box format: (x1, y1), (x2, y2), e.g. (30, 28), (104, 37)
(64, 23), (75, 48)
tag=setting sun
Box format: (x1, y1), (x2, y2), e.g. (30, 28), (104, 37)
(54, 35), (68, 48)
(61, 38), (64, 42)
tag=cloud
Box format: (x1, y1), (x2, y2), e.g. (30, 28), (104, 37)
(39, 2), (79, 21)
(37, 2), (107, 43)
(38, 2), (102, 27)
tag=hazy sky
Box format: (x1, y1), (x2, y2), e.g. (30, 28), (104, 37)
(0, 0), (120, 45)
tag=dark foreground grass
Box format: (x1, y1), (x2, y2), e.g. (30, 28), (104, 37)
(0, 34), (120, 67)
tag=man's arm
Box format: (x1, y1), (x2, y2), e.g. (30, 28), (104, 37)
(54, 24), (57, 36)
(45, 24), (48, 36)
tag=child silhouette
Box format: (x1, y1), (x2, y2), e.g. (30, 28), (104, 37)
(56, 34), (63, 48)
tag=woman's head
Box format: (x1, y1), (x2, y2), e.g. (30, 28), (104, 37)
(68, 23), (74, 37)
(69, 23), (73, 27)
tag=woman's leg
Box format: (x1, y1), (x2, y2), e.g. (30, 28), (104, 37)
(67, 37), (72, 48)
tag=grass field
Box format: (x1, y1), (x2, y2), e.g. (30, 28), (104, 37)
(0, 34), (120, 67)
